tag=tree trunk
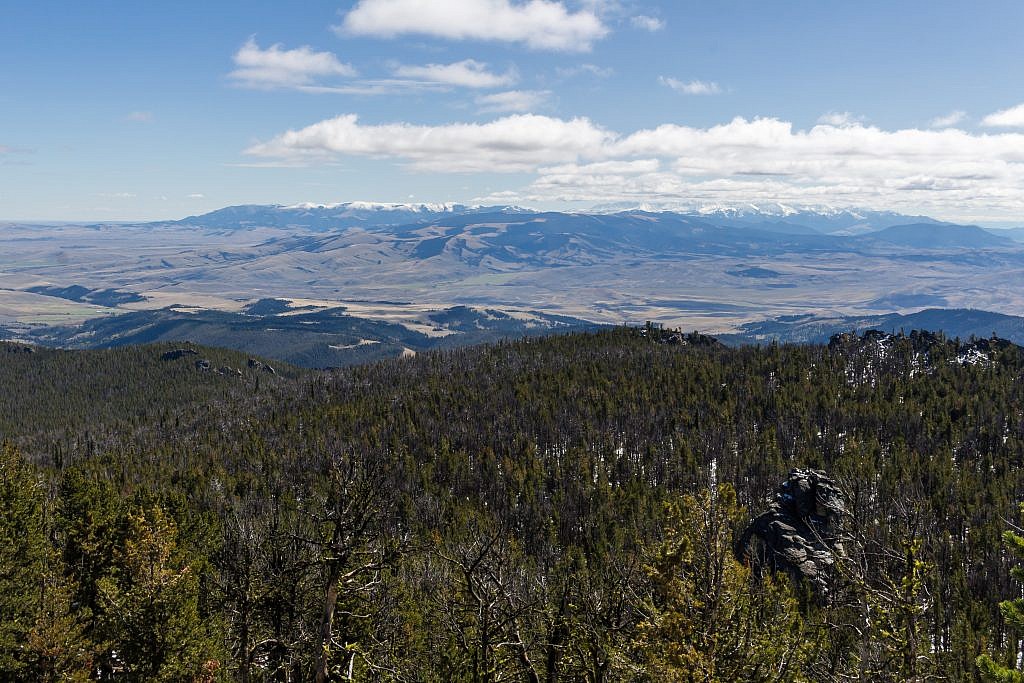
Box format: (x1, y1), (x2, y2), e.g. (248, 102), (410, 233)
(315, 563), (341, 683)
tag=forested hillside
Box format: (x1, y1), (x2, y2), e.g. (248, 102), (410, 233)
(3, 328), (1024, 681)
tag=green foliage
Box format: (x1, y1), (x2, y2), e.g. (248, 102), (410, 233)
(0, 443), (51, 677)
(97, 505), (223, 681)
(2, 329), (1024, 679)
(634, 484), (810, 682)
(978, 506), (1024, 682)
(0, 444), (96, 681)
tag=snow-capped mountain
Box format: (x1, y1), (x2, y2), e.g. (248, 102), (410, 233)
(589, 201), (940, 234)
(168, 201), (946, 236)
(168, 202), (530, 233)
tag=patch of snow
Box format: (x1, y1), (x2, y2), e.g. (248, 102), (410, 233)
(328, 339), (381, 351)
(282, 201), (471, 213)
(956, 348), (989, 366)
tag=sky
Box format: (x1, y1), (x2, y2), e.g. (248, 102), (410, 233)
(2, 0), (1024, 223)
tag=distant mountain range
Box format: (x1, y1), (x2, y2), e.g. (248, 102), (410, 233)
(163, 202), (947, 236)
(132, 203), (1021, 260)
(164, 202), (530, 233)
(3, 201), (1023, 367)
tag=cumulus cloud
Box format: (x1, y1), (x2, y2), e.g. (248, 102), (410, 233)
(229, 38), (356, 90)
(337, 0), (608, 51)
(393, 60), (517, 88)
(475, 90), (551, 113)
(246, 112), (1024, 218)
(631, 15), (664, 31)
(983, 103), (1024, 128)
(659, 77), (722, 95)
(245, 113), (613, 172)
(929, 111), (966, 128)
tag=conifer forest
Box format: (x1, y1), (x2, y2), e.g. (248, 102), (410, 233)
(4, 327), (1024, 682)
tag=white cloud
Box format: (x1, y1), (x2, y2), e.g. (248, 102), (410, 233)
(555, 63), (613, 79)
(188, 193), (206, 199)
(393, 60), (517, 88)
(338, 0), (608, 51)
(631, 15), (664, 31)
(929, 111), (966, 128)
(539, 159), (661, 176)
(983, 103), (1024, 128)
(475, 90), (551, 113)
(817, 111), (860, 127)
(659, 77), (722, 95)
(229, 38), (356, 90)
(246, 112), (1024, 218)
(125, 111), (153, 123)
(245, 113), (613, 172)
(287, 80), (445, 96)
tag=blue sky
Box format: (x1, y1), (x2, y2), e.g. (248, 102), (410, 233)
(3, 0), (1024, 222)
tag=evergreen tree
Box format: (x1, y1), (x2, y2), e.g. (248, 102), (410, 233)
(23, 565), (97, 683)
(0, 444), (52, 678)
(634, 483), (811, 682)
(97, 505), (222, 682)
(978, 505), (1024, 682)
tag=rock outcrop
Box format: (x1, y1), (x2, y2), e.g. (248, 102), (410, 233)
(162, 348), (198, 361)
(248, 357), (277, 375)
(3, 344), (35, 354)
(737, 468), (848, 599)
(828, 328), (1016, 368)
(638, 325), (723, 348)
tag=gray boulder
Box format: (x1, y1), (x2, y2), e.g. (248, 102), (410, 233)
(737, 468), (848, 599)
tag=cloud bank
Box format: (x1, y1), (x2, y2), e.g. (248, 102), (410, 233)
(245, 113), (1024, 219)
(246, 113), (612, 172)
(338, 0), (608, 51)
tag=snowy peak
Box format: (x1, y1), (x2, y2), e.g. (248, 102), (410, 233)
(171, 202), (531, 232)
(587, 201), (938, 232)
(695, 202), (804, 218)
(282, 201), (472, 213)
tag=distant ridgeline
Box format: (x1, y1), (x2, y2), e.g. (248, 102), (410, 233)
(15, 299), (602, 368)
(720, 307), (1024, 346)
(3, 326), (1024, 679)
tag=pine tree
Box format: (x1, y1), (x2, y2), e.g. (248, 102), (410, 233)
(634, 483), (811, 682)
(0, 444), (52, 678)
(97, 505), (222, 682)
(23, 564), (97, 683)
(977, 505), (1024, 682)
